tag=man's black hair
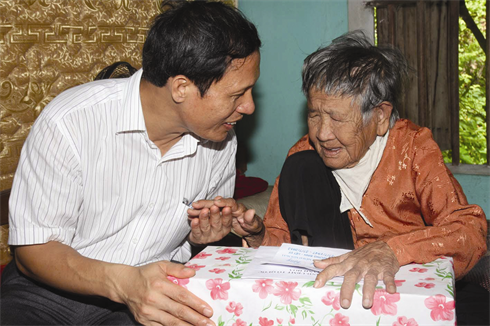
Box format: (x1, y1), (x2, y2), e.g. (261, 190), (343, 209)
(142, 0), (261, 96)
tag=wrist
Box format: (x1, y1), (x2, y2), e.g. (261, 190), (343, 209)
(187, 236), (206, 248)
(104, 263), (135, 304)
(243, 217), (266, 247)
(245, 215), (265, 236)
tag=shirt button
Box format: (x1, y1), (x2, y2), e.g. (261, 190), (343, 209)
(148, 203), (154, 208)
(132, 238), (138, 244)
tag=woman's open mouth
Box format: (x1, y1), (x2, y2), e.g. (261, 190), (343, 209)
(321, 146), (342, 157)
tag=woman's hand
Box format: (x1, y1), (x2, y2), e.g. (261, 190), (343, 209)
(313, 241), (400, 309)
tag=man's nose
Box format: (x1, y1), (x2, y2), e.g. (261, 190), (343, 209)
(237, 93), (255, 115)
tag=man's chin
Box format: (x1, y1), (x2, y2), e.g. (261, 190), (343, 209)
(200, 132), (229, 143)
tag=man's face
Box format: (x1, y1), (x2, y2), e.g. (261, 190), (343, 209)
(307, 90), (379, 170)
(183, 51), (260, 142)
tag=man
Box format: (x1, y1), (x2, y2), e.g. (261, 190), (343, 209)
(2, 1), (261, 325)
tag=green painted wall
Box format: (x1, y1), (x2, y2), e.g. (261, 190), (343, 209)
(237, 0), (348, 184)
(454, 174), (490, 219)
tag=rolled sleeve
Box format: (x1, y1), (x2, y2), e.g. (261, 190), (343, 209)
(8, 115), (82, 246)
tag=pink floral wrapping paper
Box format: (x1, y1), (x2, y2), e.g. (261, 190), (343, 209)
(176, 246), (455, 326)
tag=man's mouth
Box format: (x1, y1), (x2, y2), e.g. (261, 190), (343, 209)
(223, 121), (236, 130)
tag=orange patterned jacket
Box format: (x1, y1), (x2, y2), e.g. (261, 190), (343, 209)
(260, 119), (487, 278)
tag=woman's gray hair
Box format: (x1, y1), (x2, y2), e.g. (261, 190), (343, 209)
(302, 30), (409, 128)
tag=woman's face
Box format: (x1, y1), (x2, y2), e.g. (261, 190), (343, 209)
(307, 90), (389, 170)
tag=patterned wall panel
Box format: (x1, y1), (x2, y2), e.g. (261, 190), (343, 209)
(0, 0), (237, 192)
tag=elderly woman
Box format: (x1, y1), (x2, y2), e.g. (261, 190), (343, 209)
(232, 31), (488, 320)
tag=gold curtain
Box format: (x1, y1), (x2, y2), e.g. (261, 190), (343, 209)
(0, 0), (166, 191)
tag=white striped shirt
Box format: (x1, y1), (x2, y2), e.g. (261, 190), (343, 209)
(8, 69), (237, 265)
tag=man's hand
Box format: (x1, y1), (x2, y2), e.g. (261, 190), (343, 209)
(186, 196), (234, 245)
(113, 261), (214, 326)
(187, 197), (264, 246)
(15, 242), (214, 326)
(187, 196), (245, 244)
(312, 241), (399, 309)
(212, 197), (265, 248)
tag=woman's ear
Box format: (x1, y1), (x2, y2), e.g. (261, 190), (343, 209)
(170, 76), (190, 103)
(376, 102), (393, 136)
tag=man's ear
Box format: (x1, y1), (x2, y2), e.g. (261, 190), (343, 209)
(375, 101), (393, 136)
(170, 76), (190, 103)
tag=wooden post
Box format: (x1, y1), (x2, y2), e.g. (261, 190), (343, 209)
(486, 0), (490, 165)
(388, 4), (396, 46)
(0, 189), (11, 226)
(417, 0), (427, 127)
(448, 0), (460, 165)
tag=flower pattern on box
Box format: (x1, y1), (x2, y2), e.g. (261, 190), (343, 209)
(206, 278), (231, 300)
(226, 301), (244, 317)
(321, 291), (340, 310)
(253, 279), (275, 299)
(415, 282), (435, 289)
(272, 281), (301, 305)
(424, 295), (455, 321)
(210, 268), (227, 274)
(233, 319), (247, 326)
(186, 247), (455, 326)
(167, 276), (189, 289)
(393, 316), (418, 326)
(185, 263), (205, 271)
(371, 290), (400, 316)
(329, 313), (349, 326)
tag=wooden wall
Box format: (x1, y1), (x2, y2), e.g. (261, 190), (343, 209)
(374, 0), (458, 152)
(0, 0), (166, 192)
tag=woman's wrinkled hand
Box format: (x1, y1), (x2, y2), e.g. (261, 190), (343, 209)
(313, 241), (400, 309)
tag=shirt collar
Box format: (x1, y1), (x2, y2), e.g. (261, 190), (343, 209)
(116, 69), (146, 134)
(160, 133), (202, 162)
(114, 69), (209, 160)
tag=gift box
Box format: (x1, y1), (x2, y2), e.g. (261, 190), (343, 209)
(178, 246), (455, 326)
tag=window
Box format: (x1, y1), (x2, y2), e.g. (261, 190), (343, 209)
(351, 0), (489, 174)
